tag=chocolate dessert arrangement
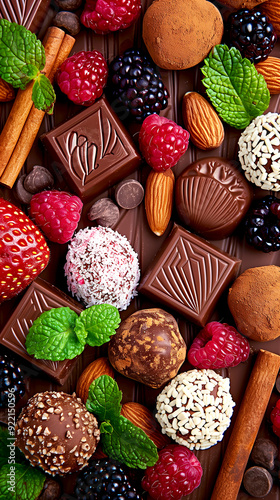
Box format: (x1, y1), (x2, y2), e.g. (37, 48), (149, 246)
(2, 0), (280, 499)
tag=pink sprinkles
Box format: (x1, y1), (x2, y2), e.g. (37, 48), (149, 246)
(64, 226), (140, 310)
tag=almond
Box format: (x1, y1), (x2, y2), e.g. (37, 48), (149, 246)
(261, 0), (280, 36)
(76, 357), (114, 403)
(121, 402), (171, 448)
(255, 57), (280, 94)
(182, 91), (224, 150)
(145, 168), (175, 236)
(0, 78), (15, 102)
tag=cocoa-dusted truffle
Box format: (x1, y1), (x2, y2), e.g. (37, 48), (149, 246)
(108, 308), (186, 389)
(15, 391), (100, 475)
(228, 265), (280, 342)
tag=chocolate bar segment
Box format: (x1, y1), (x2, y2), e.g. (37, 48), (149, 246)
(0, 278), (83, 385)
(138, 224), (241, 326)
(41, 97), (142, 200)
(0, 0), (51, 32)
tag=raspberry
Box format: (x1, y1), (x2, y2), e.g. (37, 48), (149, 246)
(56, 50), (108, 106)
(187, 321), (250, 369)
(141, 444), (203, 500)
(271, 399), (280, 438)
(139, 114), (189, 172)
(30, 191), (83, 244)
(81, 0), (141, 35)
(244, 195), (280, 253)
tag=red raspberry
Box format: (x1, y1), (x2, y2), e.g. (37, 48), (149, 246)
(187, 321), (250, 370)
(142, 444), (203, 500)
(138, 114), (189, 172)
(81, 0), (141, 35)
(56, 50), (108, 106)
(270, 399), (280, 438)
(30, 191), (83, 244)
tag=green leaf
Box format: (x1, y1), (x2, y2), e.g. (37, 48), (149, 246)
(86, 375), (122, 421)
(0, 428), (24, 468)
(101, 415), (158, 469)
(32, 73), (56, 113)
(25, 307), (84, 361)
(0, 19), (45, 89)
(0, 463), (45, 500)
(201, 44), (270, 129)
(75, 304), (121, 347)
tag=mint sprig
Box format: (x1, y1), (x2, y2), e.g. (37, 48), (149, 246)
(25, 304), (120, 361)
(86, 375), (158, 469)
(0, 19), (56, 113)
(201, 44), (270, 129)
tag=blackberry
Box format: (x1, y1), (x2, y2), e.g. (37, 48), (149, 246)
(0, 354), (25, 407)
(107, 49), (169, 122)
(244, 195), (280, 252)
(225, 8), (277, 63)
(74, 458), (142, 499)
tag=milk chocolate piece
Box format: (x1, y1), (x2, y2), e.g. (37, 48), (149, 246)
(0, 278), (83, 384)
(243, 467), (273, 497)
(115, 179), (144, 209)
(251, 438), (278, 470)
(41, 97), (142, 201)
(175, 157), (253, 240)
(0, 0), (51, 32)
(138, 224), (241, 326)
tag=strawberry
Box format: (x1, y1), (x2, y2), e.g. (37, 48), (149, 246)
(0, 198), (50, 303)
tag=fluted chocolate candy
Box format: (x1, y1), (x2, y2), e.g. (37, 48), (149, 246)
(108, 308), (186, 389)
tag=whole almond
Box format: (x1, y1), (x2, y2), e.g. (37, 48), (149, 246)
(182, 92), (224, 150)
(0, 78), (15, 102)
(261, 0), (280, 36)
(145, 169), (175, 236)
(121, 402), (171, 448)
(76, 357), (114, 403)
(255, 57), (280, 94)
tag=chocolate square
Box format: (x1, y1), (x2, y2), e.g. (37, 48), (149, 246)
(0, 278), (83, 385)
(41, 97), (142, 200)
(138, 224), (241, 326)
(0, 0), (51, 32)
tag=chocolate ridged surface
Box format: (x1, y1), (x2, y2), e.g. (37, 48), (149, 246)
(0, 0), (51, 32)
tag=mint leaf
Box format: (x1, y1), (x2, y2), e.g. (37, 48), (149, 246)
(0, 463), (45, 500)
(0, 428), (24, 468)
(86, 375), (121, 421)
(26, 307), (84, 361)
(101, 415), (158, 469)
(32, 74), (56, 114)
(75, 304), (121, 347)
(201, 44), (270, 129)
(0, 20), (45, 89)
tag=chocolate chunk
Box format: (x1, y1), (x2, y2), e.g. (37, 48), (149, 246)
(41, 97), (141, 201)
(175, 157), (253, 240)
(53, 11), (81, 36)
(243, 466), (273, 497)
(115, 179), (144, 209)
(88, 198), (119, 227)
(251, 438), (278, 470)
(15, 175), (33, 204)
(24, 166), (54, 194)
(0, 0), (51, 32)
(0, 278), (83, 385)
(138, 224), (241, 326)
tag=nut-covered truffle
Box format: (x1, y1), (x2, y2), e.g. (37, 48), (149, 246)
(15, 391), (100, 475)
(108, 308), (187, 388)
(228, 265), (280, 341)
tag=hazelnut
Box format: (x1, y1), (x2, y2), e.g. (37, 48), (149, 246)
(88, 198), (120, 227)
(24, 166), (54, 194)
(53, 12), (81, 36)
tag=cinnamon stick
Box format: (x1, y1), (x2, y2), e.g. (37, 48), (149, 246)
(211, 349), (280, 500)
(0, 26), (65, 177)
(0, 34), (75, 189)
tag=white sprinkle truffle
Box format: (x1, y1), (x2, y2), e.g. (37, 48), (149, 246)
(64, 226), (140, 310)
(155, 369), (235, 450)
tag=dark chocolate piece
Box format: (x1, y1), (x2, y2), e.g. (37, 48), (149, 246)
(41, 97), (142, 201)
(87, 198), (119, 227)
(24, 165), (54, 194)
(0, 278), (83, 385)
(276, 374), (280, 393)
(175, 157), (253, 240)
(251, 438), (278, 470)
(138, 224), (241, 326)
(115, 179), (144, 209)
(0, 0), (51, 32)
(243, 467), (273, 498)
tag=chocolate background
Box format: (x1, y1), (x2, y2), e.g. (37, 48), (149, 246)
(1, 0), (280, 498)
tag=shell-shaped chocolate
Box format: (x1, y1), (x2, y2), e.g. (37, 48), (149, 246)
(175, 157), (253, 240)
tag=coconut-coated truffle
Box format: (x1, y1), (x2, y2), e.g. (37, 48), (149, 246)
(15, 391), (100, 475)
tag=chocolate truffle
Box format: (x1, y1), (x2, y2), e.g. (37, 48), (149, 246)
(15, 391), (100, 475)
(156, 370), (235, 450)
(228, 265), (280, 342)
(108, 308), (186, 389)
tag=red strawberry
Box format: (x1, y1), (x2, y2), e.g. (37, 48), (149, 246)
(0, 198), (50, 303)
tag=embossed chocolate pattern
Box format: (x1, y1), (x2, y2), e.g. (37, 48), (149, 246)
(175, 157), (253, 240)
(0, 0), (51, 32)
(138, 224), (241, 327)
